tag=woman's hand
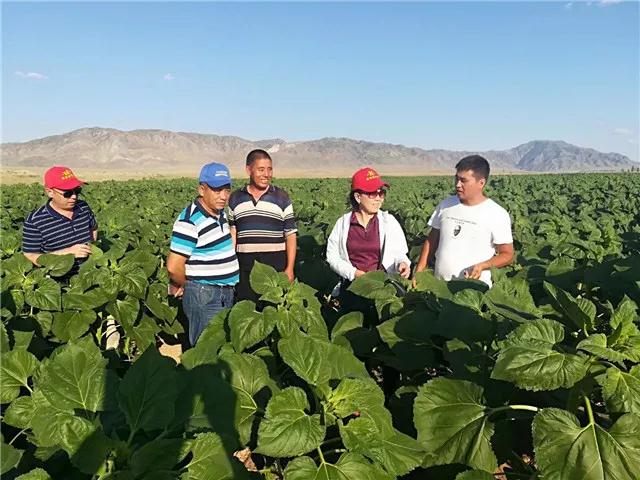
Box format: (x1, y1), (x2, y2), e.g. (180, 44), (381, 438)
(354, 269), (366, 278)
(397, 262), (410, 278)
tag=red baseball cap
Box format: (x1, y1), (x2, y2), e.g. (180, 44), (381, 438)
(44, 166), (85, 190)
(351, 167), (389, 192)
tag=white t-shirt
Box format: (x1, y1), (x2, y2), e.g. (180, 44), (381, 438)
(428, 195), (513, 287)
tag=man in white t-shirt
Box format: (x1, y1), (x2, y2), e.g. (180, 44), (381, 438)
(413, 155), (514, 287)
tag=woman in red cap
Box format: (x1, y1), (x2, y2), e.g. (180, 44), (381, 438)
(326, 167), (411, 298)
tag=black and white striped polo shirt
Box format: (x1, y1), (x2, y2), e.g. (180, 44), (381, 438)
(22, 200), (98, 256)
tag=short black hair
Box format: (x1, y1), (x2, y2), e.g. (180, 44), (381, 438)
(246, 149), (272, 167)
(455, 155), (490, 180)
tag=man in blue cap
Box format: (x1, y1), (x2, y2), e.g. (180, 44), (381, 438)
(167, 162), (239, 346)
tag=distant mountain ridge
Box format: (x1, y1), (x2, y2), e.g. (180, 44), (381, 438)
(1, 127), (635, 173)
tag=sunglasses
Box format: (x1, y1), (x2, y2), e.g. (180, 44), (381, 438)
(54, 187), (82, 198)
(358, 189), (386, 199)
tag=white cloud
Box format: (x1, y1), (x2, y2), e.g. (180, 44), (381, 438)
(15, 71), (48, 80)
(163, 73), (175, 81)
(613, 128), (632, 135)
(629, 138), (638, 145)
(565, 2), (573, 10)
(598, 0), (623, 6)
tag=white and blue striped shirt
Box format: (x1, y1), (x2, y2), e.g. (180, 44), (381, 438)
(170, 199), (240, 285)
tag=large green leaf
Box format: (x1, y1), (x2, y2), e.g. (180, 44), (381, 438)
(30, 389), (75, 448)
(256, 387), (325, 457)
(51, 310), (96, 342)
(119, 347), (178, 434)
(1, 254), (33, 287)
(284, 453), (393, 480)
(15, 468), (52, 480)
(114, 269), (148, 299)
(331, 312), (364, 341)
(0, 323), (9, 352)
(598, 366), (640, 415)
(250, 261), (288, 299)
(340, 417), (423, 477)
(327, 378), (386, 419)
(63, 287), (111, 310)
(3, 395), (35, 428)
(609, 296), (640, 344)
(414, 378), (497, 472)
(0, 350), (38, 403)
(107, 296), (140, 334)
(37, 253), (74, 277)
(577, 334), (628, 364)
(532, 408), (640, 480)
(228, 300), (275, 352)
(219, 351), (275, 444)
(348, 271), (397, 301)
(144, 285), (177, 322)
(491, 319), (589, 391)
(279, 330), (367, 387)
(38, 337), (109, 412)
(544, 281), (596, 331)
(183, 432), (248, 480)
(181, 310), (229, 369)
(412, 270), (452, 299)
(24, 277), (61, 311)
(130, 438), (192, 477)
(58, 416), (114, 474)
(484, 276), (541, 321)
(1, 440), (23, 475)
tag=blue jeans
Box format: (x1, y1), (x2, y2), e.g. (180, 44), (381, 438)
(183, 281), (235, 346)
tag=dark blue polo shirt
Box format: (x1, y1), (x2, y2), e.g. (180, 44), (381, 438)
(22, 200), (98, 266)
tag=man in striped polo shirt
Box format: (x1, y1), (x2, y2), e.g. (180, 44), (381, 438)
(229, 149), (297, 302)
(167, 162), (239, 346)
(22, 166), (97, 273)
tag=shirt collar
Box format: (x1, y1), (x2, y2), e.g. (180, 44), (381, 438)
(349, 211), (378, 227)
(194, 198), (223, 221)
(242, 184), (275, 195)
(45, 200), (79, 220)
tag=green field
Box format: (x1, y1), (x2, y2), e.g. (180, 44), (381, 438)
(2, 173), (640, 479)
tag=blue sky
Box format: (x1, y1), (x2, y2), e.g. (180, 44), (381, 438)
(2, 1), (639, 161)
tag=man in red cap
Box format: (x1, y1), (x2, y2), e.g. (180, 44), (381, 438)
(22, 166), (97, 270)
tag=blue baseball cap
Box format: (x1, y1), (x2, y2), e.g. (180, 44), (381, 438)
(199, 162), (232, 188)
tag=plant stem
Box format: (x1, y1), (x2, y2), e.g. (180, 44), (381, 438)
(583, 395), (595, 425)
(8, 428), (28, 445)
(320, 437), (343, 448)
(127, 428), (137, 446)
(490, 404), (539, 416)
(316, 447), (326, 464)
(323, 448), (347, 458)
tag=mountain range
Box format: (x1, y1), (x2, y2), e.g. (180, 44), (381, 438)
(1, 127), (635, 174)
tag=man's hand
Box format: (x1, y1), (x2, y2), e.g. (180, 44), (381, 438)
(284, 267), (295, 283)
(464, 262), (488, 280)
(354, 269), (366, 278)
(168, 283), (184, 298)
(397, 262), (411, 279)
(64, 244), (92, 258)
